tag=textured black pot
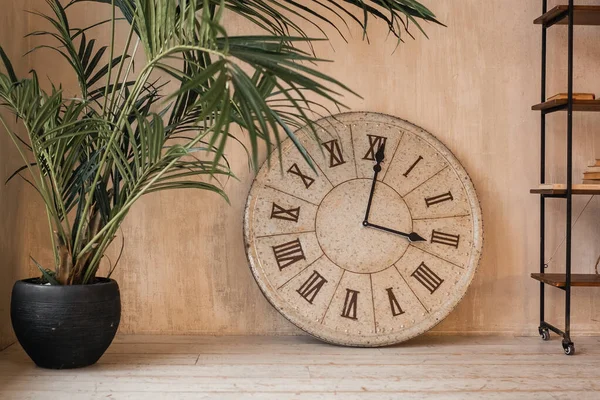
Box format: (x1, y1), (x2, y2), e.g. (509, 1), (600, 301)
(10, 278), (121, 369)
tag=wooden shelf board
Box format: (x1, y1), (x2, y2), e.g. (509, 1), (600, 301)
(531, 273), (600, 288)
(532, 98), (600, 112)
(530, 184), (600, 195)
(534, 5), (600, 26)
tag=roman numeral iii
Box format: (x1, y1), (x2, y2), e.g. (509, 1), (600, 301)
(386, 288), (405, 316)
(363, 135), (387, 161)
(297, 271), (328, 304)
(287, 163), (315, 189)
(425, 191), (453, 207)
(272, 239), (306, 270)
(411, 262), (444, 294)
(431, 230), (460, 248)
(322, 139), (346, 168)
(341, 289), (359, 320)
(270, 203), (300, 222)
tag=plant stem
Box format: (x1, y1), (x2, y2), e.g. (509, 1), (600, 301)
(101, 0), (117, 115)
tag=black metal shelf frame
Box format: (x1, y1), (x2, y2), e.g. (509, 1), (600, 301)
(537, 0), (575, 355)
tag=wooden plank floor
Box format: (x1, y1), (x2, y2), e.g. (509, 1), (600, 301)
(0, 335), (599, 399)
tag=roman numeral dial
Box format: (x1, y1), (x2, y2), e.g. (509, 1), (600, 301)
(322, 139), (346, 168)
(295, 122), (357, 187)
(386, 288), (405, 316)
(412, 262), (444, 294)
(270, 203), (300, 222)
(340, 289), (359, 320)
(431, 230), (460, 248)
(363, 135), (387, 161)
(245, 112), (483, 347)
(272, 239), (306, 270)
(425, 191), (454, 207)
(353, 123), (403, 180)
(297, 271), (328, 304)
(403, 156), (423, 177)
(412, 215), (474, 267)
(287, 163), (315, 189)
(401, 166), (471, 220)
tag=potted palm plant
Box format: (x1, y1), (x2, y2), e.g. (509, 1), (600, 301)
(1, 0), (440, 369)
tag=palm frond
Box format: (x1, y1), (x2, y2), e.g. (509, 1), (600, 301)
(0, 0), (440, 284)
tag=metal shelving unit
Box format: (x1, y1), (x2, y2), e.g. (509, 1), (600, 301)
(531, 1), (600, 356)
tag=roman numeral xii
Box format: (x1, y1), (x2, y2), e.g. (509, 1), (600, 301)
(363, 135), (387, 161)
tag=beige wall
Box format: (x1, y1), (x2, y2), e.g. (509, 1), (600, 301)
(3, 0), (600, 343)
(0, 0), (35, 349)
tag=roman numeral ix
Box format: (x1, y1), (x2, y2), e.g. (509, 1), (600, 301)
(425, 191), (453, 207)
(287, 163), (315, 189)
(431, 230), (460, 248)
(323, 139), (346, 168)
(363, 135), (387, 161)
(411, 262), (444, 294)
(386, 288), (405, 317)
(297, 271), (328, 304)
(272, 239), (305, 271)
(270, 203), (300, 222)
(341, 289), (359, 320)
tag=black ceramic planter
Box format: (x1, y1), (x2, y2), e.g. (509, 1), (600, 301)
(10, 278), (121, 369)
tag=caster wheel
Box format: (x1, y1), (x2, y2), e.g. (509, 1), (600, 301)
(540, 328), (550, 341)
(563, 343), (575, 356)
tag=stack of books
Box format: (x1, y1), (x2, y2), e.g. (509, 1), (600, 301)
(583, 159), (600, 184)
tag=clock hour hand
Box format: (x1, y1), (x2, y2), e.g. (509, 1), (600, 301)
(363, 222), (426, 243)
(363, 144), (386, 225)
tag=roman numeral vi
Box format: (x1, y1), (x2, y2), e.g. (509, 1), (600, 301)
(341, 289), (359, 320)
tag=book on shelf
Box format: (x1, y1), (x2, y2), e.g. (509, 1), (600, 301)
(584, 166), (600, 173)
(536, 183), (600, 191)
(583, 179), (600, 184)
(547, 93), (596, 101)
(588, 159), (600, 168)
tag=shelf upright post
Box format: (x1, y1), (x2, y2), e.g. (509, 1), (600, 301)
(564, 0), (574, 348)
(539, 0), (548, 332)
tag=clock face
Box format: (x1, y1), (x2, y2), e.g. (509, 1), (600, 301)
(244, 112), (483, 347)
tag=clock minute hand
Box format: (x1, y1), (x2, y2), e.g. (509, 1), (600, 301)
(363, 222), (427, 243)
(363, 144), (386, 225)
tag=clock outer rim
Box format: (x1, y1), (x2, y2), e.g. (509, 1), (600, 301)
(243, 111), (484, 347)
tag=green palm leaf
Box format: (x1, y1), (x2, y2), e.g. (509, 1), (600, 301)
(0, 0), (440, 284)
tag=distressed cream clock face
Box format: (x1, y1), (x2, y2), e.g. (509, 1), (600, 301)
(244, 112), (483, 347)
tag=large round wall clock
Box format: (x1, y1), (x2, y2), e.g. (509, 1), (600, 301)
(244, 112), (483, 347)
